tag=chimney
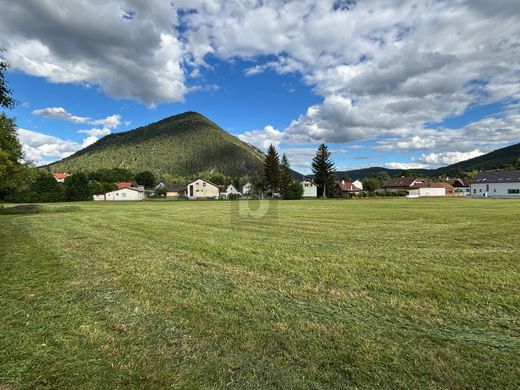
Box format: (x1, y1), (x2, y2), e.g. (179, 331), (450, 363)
(341, 180), (345, 184)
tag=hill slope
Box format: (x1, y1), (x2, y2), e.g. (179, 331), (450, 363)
(430, 142), (520, 175)
(49, 112), (266, 178)
(307, 143), (520, 180)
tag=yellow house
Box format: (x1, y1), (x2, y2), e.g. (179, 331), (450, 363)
(186, 178), (219, 199)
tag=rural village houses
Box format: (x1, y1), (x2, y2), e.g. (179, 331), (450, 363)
(470, 170), (520, 197)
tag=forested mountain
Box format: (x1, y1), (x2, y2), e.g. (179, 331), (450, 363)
(48, 112), (266, 178)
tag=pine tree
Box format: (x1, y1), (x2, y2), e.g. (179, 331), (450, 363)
(311, 143), (336, 198)
(263, 144), (280, 198)
(279, 154), (293, 199)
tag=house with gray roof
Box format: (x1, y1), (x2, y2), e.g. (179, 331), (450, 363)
(470, 170), (520, 197)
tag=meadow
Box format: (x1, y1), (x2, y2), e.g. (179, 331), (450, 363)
(1, 198), (519, 389)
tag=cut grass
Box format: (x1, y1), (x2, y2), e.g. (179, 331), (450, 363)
(0, 198), (519, 388)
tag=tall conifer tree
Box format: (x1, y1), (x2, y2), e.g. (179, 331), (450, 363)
(311, 143), (336, 198)
(279, 154), (293, 199)
(263, 144), (280, 198)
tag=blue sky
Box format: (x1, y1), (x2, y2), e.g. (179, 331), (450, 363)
(2, 1), (520, 174)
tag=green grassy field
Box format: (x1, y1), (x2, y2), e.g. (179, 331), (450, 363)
(1, 198), (519, 389)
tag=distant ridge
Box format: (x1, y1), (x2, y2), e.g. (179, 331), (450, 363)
(308, 142), (520, 180)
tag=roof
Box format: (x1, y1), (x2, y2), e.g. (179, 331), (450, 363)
(452, 178), (471, 187)
(428, 182), (454, 189)
(383, 176), (421, 188)
(111, 187), (144, 193)
(53, 173), (70, 180)
(115, 182), (133, 189)
(167, 184), (187, 192)
(336, 181), (361, 192)
(472, 170), (520, 184)
(187, 177), (219, 188)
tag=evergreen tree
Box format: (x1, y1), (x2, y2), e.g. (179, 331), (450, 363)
(285, 181), (304, 200)
(311, 143), (336, 198)
(64, 172), (91, 201)
(263, 144), (280, 198)
(279, 154), (293, 198)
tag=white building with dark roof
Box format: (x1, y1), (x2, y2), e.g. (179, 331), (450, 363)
(470, 170), (520, 197)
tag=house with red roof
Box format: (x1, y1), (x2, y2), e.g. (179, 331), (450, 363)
(52, 173), (70, 183)
(115, 182), (133, 189)
(335, 180), (362, 198)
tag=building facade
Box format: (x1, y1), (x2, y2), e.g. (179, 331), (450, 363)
(187, 178), (220, 199)
(471, 170), (520, 197)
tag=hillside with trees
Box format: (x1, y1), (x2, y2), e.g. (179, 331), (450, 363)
(47, 112), (267, 178)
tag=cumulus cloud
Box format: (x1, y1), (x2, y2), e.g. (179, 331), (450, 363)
(33, 107), (121, 129)
(17, 128), (82, 165)
(4, 0), (520, 166)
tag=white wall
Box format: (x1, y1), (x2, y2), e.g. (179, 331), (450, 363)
(301, 180), (317, 197)
(471, 182), (520, 197)
(407, 187), (446, 197)
(105, 188), (144, 201)
(187, 179), (219, 199)
(93, 194), (105, 201)
(353, 180), (363, 190)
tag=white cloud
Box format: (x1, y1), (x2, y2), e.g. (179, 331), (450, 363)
(33, 107), (122, 129)
(17, 128), (82, 165)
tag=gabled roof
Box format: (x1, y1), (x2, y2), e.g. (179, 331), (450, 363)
(187, 177), (219, 188)
(383, 176), (422, 188)
(111, 186), (144, 193)
(167, 184), (187, 192)
(53, 173), (70, 180)
(336, 181), (361, 192)
(472, 170), (520, 184)
(428, 182), (454, 189)
(115, 181), (133, 189)
(452, 178), (471, 187)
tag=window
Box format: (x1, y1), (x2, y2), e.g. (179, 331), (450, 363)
(508, 189), (520, 194)
(486, 184), (489, 192)
(473, 189), (476, 194)
(494, 188), (496, 192)
(203, 182), (206, 187)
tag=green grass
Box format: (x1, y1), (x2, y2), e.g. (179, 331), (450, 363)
(1, 198), (519, 389)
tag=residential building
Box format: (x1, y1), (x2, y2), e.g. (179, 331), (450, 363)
(95, 186), (146, 201)
(242, 182), (253, 195)
(52, 173), (70, 183)
(383, 176), (426, 192)
(452, 178), (471, 195)
(301, 180), (317, 198)
(221, 184), (241, 199)
(407, 182), (454, 197)
(186, 178), (219, 199)
(335, 180), (362, 198)
(352, 179), (363, 191)
(470, 170), (520, 197)
(166, 184), (187, 199)
(115, 181), (133, 189)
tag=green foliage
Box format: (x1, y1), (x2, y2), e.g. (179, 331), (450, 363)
(311, 143), (336, 198)
(263, 144), (280, 197)
(227, 193), (239, 200)
(64, 173), (91, 201)
(135, 171), (155, 188)
(362, 177), (382, 192)
(1, 49), (16, 109)
(88, 168), (134, 183)
(0, 114), (29, 200)
(28, 170), (64, 202)
(89, 181), (116, 195)
(48, 112), (266, 178)
(396, 170), (416, 177)
(279, 154), (293, 198)
(285, 181), (304, 199)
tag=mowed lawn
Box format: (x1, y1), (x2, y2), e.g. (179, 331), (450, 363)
(1, 199), (519, 389)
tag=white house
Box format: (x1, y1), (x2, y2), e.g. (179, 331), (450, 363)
(187, 178), (219, 199)
(352, 179), (363, 191)
(221, 184), (241, 199)
(242, 182), (253, 195)
(301, 180), (317, 198)
(96, 186), (146, 201)
(471, 170), (520, 197)
(406, 183), (454, 198)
